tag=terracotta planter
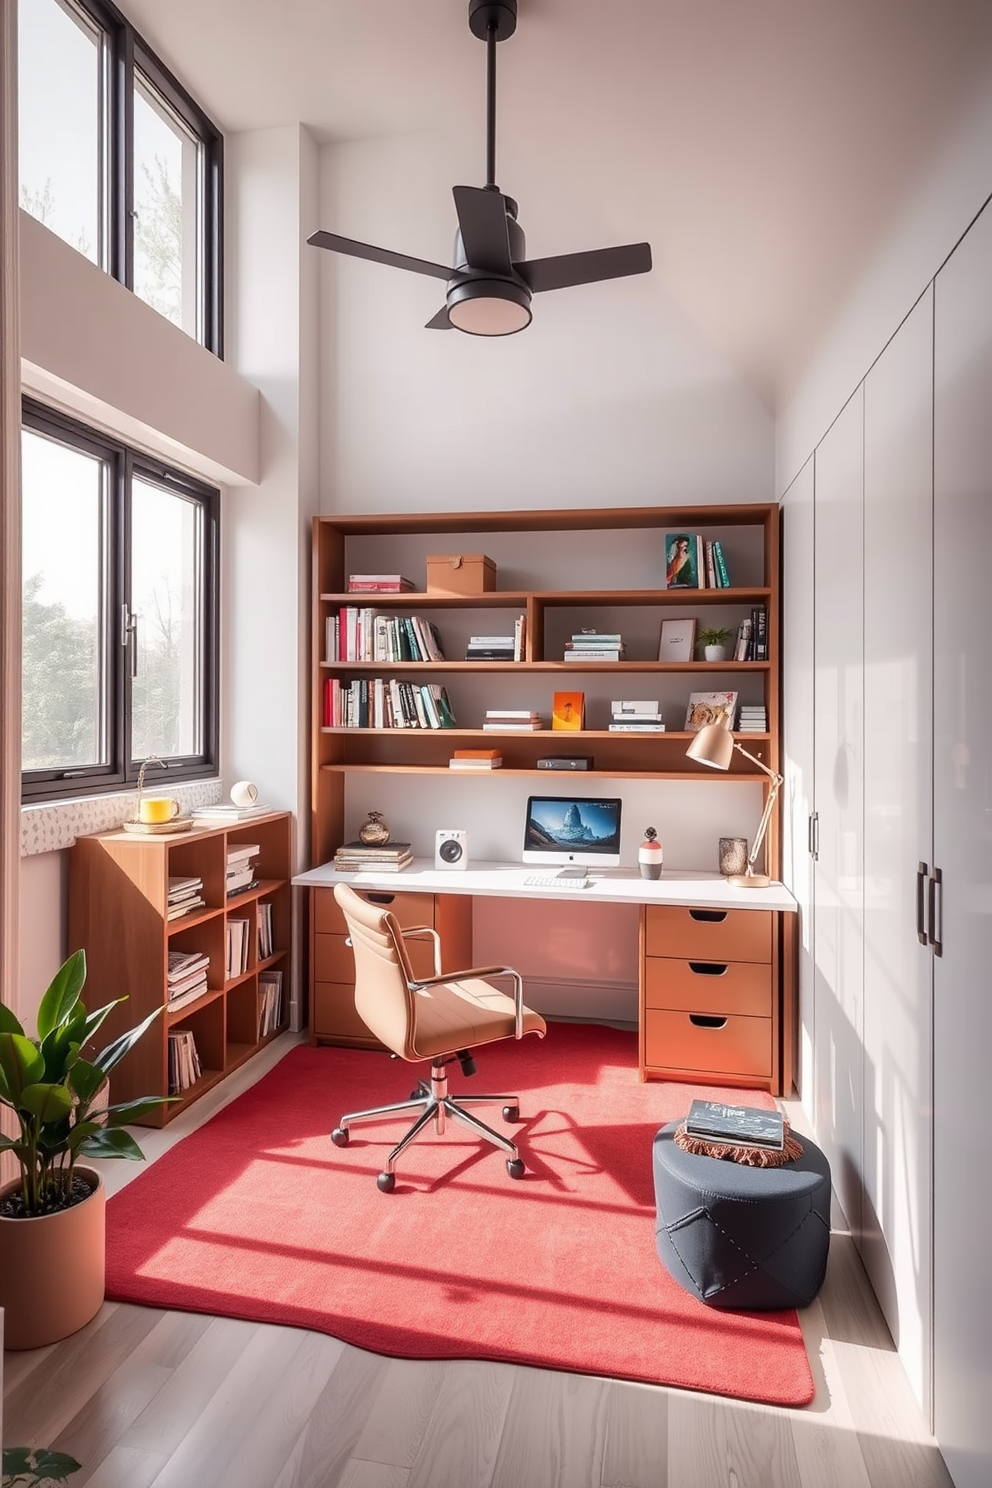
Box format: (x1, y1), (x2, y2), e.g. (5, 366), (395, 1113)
(0, 1166), (106, 1350)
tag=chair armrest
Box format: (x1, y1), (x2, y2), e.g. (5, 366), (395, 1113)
(398, 924), (441, 977)
(409, 965), (526, 1038)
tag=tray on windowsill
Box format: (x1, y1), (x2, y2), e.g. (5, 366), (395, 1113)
(121, 816), (195, 835)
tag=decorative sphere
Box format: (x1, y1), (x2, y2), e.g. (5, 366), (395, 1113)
(358, 810), (390, 845)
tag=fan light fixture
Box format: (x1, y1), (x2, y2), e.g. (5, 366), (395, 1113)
(685, 711), (783, 889)
(306, 0), (651, 335)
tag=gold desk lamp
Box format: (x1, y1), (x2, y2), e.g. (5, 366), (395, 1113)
(685, 711), (783, 889)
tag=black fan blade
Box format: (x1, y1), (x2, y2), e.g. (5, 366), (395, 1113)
(308, 230), (452, 282)
(517, 242), (652, 294)
(425, 306), (452, 330)
(452, 186), (512, 275)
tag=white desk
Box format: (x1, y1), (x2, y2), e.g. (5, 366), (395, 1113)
(293, 861), (798, 1094)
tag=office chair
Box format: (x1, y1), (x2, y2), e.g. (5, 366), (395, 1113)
(330, 882), (546, 1191)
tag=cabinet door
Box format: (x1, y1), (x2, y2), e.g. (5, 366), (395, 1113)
(782, 457), (815, 1107)
(812, 387), (865, 1240)
(862, 288), (933, 1411)
(932, 199), (992, 1486)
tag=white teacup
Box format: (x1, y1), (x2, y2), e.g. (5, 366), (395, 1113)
(230, 780), (259, 809)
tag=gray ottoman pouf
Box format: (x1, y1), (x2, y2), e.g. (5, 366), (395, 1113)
(652, 1119), (831, 1310)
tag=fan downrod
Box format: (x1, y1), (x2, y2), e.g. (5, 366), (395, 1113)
(468, 0), (517, 43)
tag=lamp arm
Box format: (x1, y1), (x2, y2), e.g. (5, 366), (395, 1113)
(732, 742), (783, 876)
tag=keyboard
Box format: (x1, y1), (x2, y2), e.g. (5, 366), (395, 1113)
(523, 875), (592, 888)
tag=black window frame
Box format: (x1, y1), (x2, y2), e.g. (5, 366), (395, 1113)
(21, 399), (220, 803)
(23, 0), (224, 356)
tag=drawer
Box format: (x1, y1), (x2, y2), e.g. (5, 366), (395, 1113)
(644, 905), (772, 963)
(312, 981), (380, 1043)
(643, 957), (772, 1017)
(644, 1009), (772, 1078)
(313, 887), (436, 936)
(314, 929), (437, 984)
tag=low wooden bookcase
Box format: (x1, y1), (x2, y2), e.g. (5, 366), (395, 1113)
(68, 811), (293, 1126)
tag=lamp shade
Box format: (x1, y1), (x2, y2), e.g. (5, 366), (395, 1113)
(685, 714), (735, 771)
(447, 278), (532, 335)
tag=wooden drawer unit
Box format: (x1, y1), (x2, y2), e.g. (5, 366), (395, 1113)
(643, 957), (772, 1017)
(308, 885), (472, 1045)
(644, 905), (773, 963)
(644, 1009), (772, 1080)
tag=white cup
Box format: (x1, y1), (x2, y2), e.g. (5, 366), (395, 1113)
(230, 780), (259, 809)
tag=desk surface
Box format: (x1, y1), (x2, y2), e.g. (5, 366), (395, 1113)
(293, 859), (797, 912)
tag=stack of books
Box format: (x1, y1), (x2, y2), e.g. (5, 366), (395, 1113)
(465, 633), (515, 661)
(563, 630), (626, 662)
(257, 970), (283, 1037)
(167, 874), (204, 921)
(227, 843), (260, 898)
(684, 1099), (785, 1151)
(226, 918), (251, 979)
(193, 801), (272, 823)
(482, 710), (545, 731)
(448, 749), (503, 770)
(257, 900), (274, 960)
(166, 950), (209, 1012)
(333, 840), (414, 873)
(609, 699), (665, 731)
(347, 574), (415, 593)
(167, 1027), (202, 1095)
(737, 704), (767, 732)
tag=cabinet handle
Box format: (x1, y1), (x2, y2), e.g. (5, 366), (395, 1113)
(688, 909), (727, 923)
(928, 867), (943, 958)
(365, 893), (396, 906)
(809, 811), (819, 860)
(688, 1014), (728, 1029)
(916, 862), (928, 945)
(687, 961), (728, 976)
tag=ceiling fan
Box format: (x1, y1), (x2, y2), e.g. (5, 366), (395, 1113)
(307, 0), (652, 337)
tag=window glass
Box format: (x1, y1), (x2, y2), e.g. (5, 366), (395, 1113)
(133, 72), (202, 338)
(21, 429), (106, 771)
(130, 477), (204, 760)
(18, 0), (104, 265)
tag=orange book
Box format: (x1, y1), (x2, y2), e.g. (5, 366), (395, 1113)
(552, 691), (585, 731)
(452, 748), (503, 759)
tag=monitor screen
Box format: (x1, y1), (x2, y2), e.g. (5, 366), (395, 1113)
(522, 795), (623, 869)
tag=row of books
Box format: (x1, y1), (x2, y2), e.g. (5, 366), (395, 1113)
(733, 608), (768, 661)
(168, 1027), (202, 1095)
(227, 843), (259, 899)
(257, 970), (284, 1038)
(167, 874), (204, 921)
(346, 573), (415, 593)
(448, 749), (502, 770)
(609, 699), (665, 732)
(333, 840), (413, 873)
(167, 949), (209, 1012)
(326, 608), (445, 663)
(465, 616), (526, 661)
(323, 677), (456, 729)
(563, 630), (626, 663)
(226, 917), (251, 979)
(664, 533), (734, 590)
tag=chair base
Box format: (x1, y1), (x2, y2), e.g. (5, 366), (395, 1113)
(331, 1058), (526, 1188)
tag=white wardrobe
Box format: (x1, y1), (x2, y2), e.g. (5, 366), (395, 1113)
(782, 196), (992, 1488)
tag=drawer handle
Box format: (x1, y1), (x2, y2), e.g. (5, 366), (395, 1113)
(365, 893), (396, 906)
(688, 961), (728, 976)
(688, 909), (727, 923)
(688, 1014), (728, 1029)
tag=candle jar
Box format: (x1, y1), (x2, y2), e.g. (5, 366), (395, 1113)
(719, 837), (749, 877)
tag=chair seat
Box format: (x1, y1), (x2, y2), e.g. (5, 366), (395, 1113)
(412, 977), (547, 1059)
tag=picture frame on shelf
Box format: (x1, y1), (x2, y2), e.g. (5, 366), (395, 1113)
(664, 533), (698, 589)
(658, 617), (697, 663)
(552, 691), (585, 730)
(685, 690), (739, 731)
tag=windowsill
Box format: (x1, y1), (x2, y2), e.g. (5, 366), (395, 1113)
(20, 779), (223, 858)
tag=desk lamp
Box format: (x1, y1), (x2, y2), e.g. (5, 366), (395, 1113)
(685, 711), (783, 888)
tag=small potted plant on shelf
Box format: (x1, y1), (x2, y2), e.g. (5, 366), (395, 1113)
(0, 949), (173, 1350)
(697, 626), (733, 663)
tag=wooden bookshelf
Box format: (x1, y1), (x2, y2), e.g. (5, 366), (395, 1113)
(68, 811), (292, 1127)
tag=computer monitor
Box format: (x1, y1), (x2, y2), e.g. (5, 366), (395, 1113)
(522, 794), (623, 870)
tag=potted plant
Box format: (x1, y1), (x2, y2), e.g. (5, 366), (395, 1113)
(0, 949), (173, 1350)
(697, 626), (733, 662)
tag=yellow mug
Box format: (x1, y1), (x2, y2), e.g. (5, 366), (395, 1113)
(139, 796), (181, 824)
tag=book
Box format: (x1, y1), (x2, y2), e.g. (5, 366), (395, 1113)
(552, 691), (585, 731)
(685, 690), (738, 731)
(334, 841), (412, 858)
(452, 748), (502, 758)
(684, 1099), (785, 1151)
(608, 722), (666, 731)
(193, 804), (273, 820)
(705, 539), (717, 589)
(485, 710), (541, 720)
(347, 575), (415, 591)
(513, 614), (526, 661)
(482, 721), (545, 730)
(563, 650), (625, 662)
(448, 757), (502, 768)
(167, 898), (205, 920)
(713, 540), (731, 588)
(658, 617), (696, 662)
(664, 533), (698, 589)
(334, 854), (414, 873)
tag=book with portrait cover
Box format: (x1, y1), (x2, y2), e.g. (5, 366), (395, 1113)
(685, 1099), (785, 1150)
(664, 532), (699, 589)
(684, 690), (738, 731)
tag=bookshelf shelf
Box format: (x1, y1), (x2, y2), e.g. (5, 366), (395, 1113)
(69, 811), (293, 1127)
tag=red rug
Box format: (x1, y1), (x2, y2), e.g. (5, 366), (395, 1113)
(105, 1024), (814, 1405)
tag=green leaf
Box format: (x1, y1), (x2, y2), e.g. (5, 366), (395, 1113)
(19, 1082), (74, 1124)
(36, 949), (87, 1039)
(66, 1120), (102, 1151)
(0, 1001), (24, 1037)
(67, 1057), (107, 1105)
(100, 1095), (178, 1124)
(93, 1004), (164, 1077)
(0, 1032), (46, 1103)
(32, 1449), (83, 1481)
(76, 1126), (146, 1161)
(1, 1447), (84, 1483)
(77, 999), (122, 1049)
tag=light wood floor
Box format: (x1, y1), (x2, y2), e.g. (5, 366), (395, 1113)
(2, 1034), (954, 1488)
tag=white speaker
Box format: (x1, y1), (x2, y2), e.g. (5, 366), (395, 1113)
(435, 828), (468, 870)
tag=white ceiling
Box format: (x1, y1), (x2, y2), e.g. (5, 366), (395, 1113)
(122, 0), (992, 410)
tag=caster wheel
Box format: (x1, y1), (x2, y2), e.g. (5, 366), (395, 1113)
(410, 1090), (422, 1101)
(502, 1104), (520, 1123)
(331, 1127), (350, 1147)
(506, 1158), (525, 1180)
(377, 1171), (396, 1193)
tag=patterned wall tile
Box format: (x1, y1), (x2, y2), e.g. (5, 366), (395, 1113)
(21, 779), (224, 858)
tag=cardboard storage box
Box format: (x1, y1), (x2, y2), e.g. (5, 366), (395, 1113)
(426, 554), (498, 595)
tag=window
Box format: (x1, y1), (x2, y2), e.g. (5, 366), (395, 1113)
(18, 0), (223, 353)
(21, 402), (219, 800)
